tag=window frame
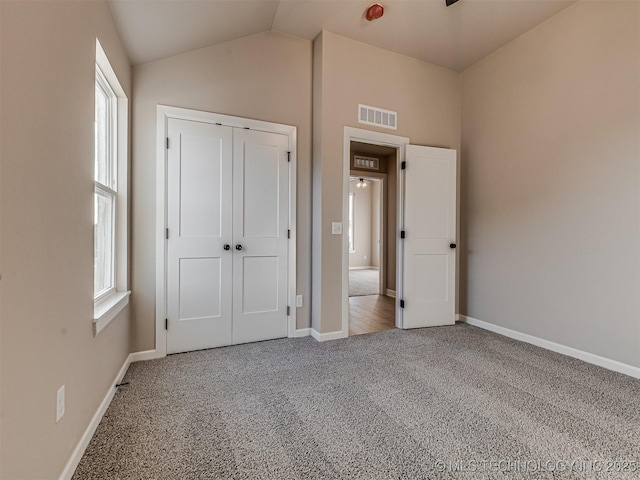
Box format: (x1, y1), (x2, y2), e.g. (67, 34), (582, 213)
(93, 39), (130, 336)
(94, 65), (118, 302)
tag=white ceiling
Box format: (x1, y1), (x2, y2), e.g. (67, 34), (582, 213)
(108, 0), (575, 70)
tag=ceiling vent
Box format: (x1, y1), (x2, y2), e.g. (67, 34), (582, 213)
(354, 155), (379, 170)
(358, 104), (397, 130)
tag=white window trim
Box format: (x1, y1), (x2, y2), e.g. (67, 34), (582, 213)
(93, 39), (130, 336)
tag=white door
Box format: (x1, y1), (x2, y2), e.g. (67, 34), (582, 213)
(167, 119), (233, 354)
(401, 145), (456, 328)
(166, 120), (290, 353)
(232, 129), (289, 344)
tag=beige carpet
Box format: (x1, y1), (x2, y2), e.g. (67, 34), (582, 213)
(73, 324), (640, 479)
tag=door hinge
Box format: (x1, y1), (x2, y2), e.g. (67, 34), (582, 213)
(287, 229), (291, 239)
(400, 300), (405, 308)
(165, 318), (168, 330)
(401, 161), (406, 170)
(287, 151), (291, 162)
(166, 228), (169, 240)
(166, 138), (169, 149)
(287, 306), (290, 316)
(400, 230), (406, 239)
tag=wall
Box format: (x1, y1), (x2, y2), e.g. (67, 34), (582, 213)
(371, 180), (381, 268)
(461, 0), (640, 367)
(313, 31), (461, 333)
(386, 153), (397, 291)
(0, 1), (132, 478)
(131, 31), (313, 350)
(348, 179), (372, 267)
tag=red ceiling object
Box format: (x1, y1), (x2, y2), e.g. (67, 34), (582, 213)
(365, 3), (384, 21)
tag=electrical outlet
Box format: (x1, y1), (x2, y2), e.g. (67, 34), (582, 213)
(296, 295), (303, 308)
(56, 385), (65, 423)
(331, 222), (342, 235)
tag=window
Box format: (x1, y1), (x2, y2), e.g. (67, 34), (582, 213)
(94, 66), (116, 299)
(93, 39), (130, 335)
(348, 193), (355, 252)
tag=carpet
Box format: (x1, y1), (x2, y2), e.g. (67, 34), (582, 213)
(73, 325), (640, 480)
(348, 268), (379, 296)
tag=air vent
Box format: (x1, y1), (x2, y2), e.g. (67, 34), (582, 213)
(358, 104), (397, 130)
(354, 155), (379, 170)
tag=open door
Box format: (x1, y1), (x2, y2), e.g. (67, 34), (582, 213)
(400, 145), (456, 328)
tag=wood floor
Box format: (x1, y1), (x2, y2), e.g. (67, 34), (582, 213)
(348, 294), (396, 336)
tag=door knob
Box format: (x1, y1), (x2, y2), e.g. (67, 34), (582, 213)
(235, 244), (243, 251)
(223, 244), (231, 251)
(450, 243), (457, 249)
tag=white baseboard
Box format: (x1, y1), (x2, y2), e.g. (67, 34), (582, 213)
(348, 266), (379, 271)
(59, 349), (162, 479)
(386, 289), (396, 298)
(59, 353), (132, 480)
(459, 315), (640, 379)
(129, 349), (160, 362)
(291, 328), (311, 338)
(311, 328), (348, 342)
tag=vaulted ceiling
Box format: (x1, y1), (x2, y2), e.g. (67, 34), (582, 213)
(108, 0), (575, 70)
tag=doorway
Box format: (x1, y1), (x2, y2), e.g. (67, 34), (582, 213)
(347, 142), (398, 336)
(341, 126), (458, 338)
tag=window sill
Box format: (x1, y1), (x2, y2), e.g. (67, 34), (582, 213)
(94, 291), (131, 336)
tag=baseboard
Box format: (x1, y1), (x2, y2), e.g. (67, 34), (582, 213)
(311, 328), (348, 342)
(291, 328), (311, 338)
(348, 266), (379, 271)
(59, 353), (133, 480)
(386, 289), (396, 298)
(459, 315), (640, 379)
(59, 349), (164, 479)
(129, 349), (160, 362)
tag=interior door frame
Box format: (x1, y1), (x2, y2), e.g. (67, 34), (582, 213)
(155, 105), (297, 357)
(342, 127), (409, 335)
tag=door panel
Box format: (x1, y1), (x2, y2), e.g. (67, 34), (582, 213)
(402, 145), (456, 329)
(179, 134), (223, 238)
(178, 258), (222, 320)
(167, 119), (233, 354)
(233, 129), (289, 344)
(242, 256), (279, 314)
(242, 143), (280, 238)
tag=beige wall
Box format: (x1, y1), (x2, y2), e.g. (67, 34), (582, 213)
(0, 1), (132, 478)
(131, 31), (312, 350)
(313, 31), (461, 333)
(386, 153), (398, 291)
(461, 0), (640, 367)
(371, 180), (381, 268)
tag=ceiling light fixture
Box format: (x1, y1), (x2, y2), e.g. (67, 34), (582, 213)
(365, 3), (384, 21)
(356, 178), (368, 188)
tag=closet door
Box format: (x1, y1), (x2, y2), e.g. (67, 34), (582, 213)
(166, 119), (233, 354)
(232, 129), (289, 344)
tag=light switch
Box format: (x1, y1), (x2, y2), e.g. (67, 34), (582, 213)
(332, 222), (343, 235)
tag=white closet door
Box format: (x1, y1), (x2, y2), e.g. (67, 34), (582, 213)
(401, 145), (456, 328)
(232, 129), (289, 344)
(166, 119), (233, 354)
